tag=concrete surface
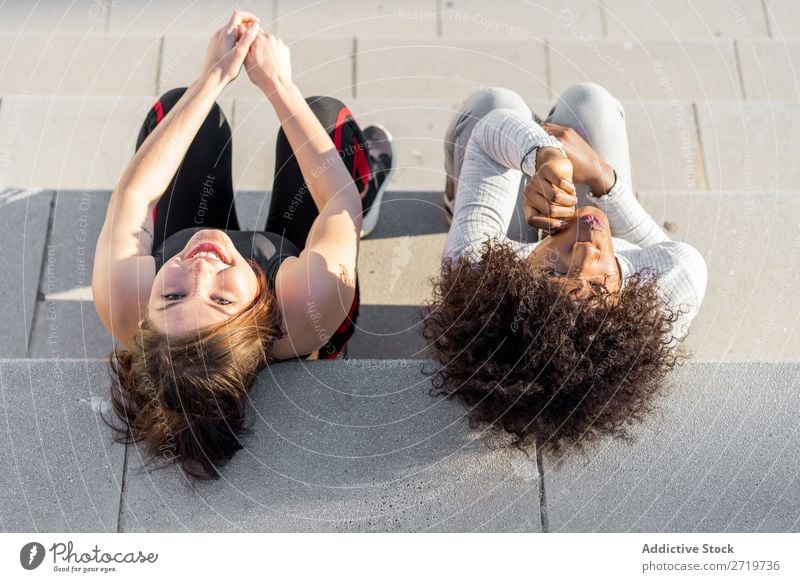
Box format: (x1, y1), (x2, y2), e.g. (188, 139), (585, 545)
(0, 189), (52, 358)
(548, 39), (742, 101)
(160, 35), (353, 98)
(542, 361), (800, 533)
(639, 190), (800, 362)
(108, 0), (275, 35)
(737, 40), (800, 101)
(355, 39), (549, 100)
(0, 359), (125, 531)
(0, 0), (104, 34)
(4, 0), (778, 41)
(275, 0), (438, 38)
(765, 0), (800, 38)
(623, 100), (708, 191)
(120, 360), (542, 532)
(696, 101), (800, 191)
(440, 0), (603, 39)
(0, 95), (152, 190)
(29, 299), (117, 359)
(41, 190), (109, 296)
(603, 0), (770, 39)
(0, 33), (160, 96)
(0, 359), (797, 532)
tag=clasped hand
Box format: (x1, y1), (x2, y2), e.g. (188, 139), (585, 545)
(201, 10), (292, 93)
(524, 123), (617, 234)
(523, 147), (576, 234)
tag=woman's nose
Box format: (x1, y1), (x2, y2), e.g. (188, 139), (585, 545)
(191, 257), (212, 272)
(569, 242), (600, 276)
(187, 258), (217, 287)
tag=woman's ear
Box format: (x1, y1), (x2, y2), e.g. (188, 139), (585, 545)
(137, 318), (144, 329)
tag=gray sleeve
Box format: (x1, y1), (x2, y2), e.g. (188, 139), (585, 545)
(444, 108), (564, 261)
(597, 173), (707, 338)
(590, 174), (671, 247)
(617, 241), (708, 340)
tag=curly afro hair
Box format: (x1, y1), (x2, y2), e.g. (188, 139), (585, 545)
(422, 239), (685, 457)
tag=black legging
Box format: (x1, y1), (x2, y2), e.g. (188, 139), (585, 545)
(136, 88), (370, 358)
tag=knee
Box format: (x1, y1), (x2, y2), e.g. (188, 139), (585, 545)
(152, 87), (228, 124)
(559, 82), (623, 114)
(466, 87), (529, 117)
(305, 95), (349, 128)
(157, 87), (188, 109)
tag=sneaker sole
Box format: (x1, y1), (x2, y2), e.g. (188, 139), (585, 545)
(360, 123), (396, 239)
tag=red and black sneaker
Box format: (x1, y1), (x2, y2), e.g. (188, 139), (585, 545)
(360, 124), (396, 238)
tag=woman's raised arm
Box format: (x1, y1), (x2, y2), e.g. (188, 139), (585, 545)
(245, 33), (363, 357)
(92, 11), (260, 342)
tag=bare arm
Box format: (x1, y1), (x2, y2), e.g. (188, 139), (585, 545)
(92, 11), (261, 343)
(244, 34), (362, 358)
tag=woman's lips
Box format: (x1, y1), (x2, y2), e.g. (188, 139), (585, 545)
(184, 242), (230, 264)
(580, 215), (605, 231)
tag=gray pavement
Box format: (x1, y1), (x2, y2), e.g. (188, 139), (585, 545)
(1, 0), (787, 39)
(543, 361), (800, 533)
(0, 359), (796, 532)
(0, 188), (52, 358)
(0, 33), (160, 96)
(640, 191), (800, 362)
(0, 359), (124, 531)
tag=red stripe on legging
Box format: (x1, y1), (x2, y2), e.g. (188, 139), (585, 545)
(154, 100), (164, 123)
(321, 287), (359, 360)
(333, 107), (371, 192)
(333, 107), (349, 150)
(352, 139), (370, 192)
(336, 290), (359, 335)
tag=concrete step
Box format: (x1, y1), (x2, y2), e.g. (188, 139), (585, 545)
(5, 94), (800, 192)
(0, 358), (796, 532)
(2, 187), (799, 362)
(1, 0), (793, 39)
(3, 32), (800, 100)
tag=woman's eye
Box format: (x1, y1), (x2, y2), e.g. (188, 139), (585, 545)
(214, 297), (233, 306)
(162, 294), (184, 301)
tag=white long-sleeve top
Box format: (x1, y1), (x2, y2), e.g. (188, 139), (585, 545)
(444, 108), (708, 339)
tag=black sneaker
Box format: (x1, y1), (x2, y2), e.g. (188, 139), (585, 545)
(360, 124), (396, 238)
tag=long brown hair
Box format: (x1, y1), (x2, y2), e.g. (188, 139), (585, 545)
(106, 260), (283, 480)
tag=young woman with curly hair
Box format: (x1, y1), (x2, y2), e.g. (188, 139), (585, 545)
(425, 83), (707, 456)
(91, 11), (394, 479)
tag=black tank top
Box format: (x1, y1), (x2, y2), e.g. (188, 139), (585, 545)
(152, 228), (300, 286)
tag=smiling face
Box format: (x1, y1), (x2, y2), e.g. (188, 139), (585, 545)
(146, 229), (259, 336)
(527, 206), (621, 297)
